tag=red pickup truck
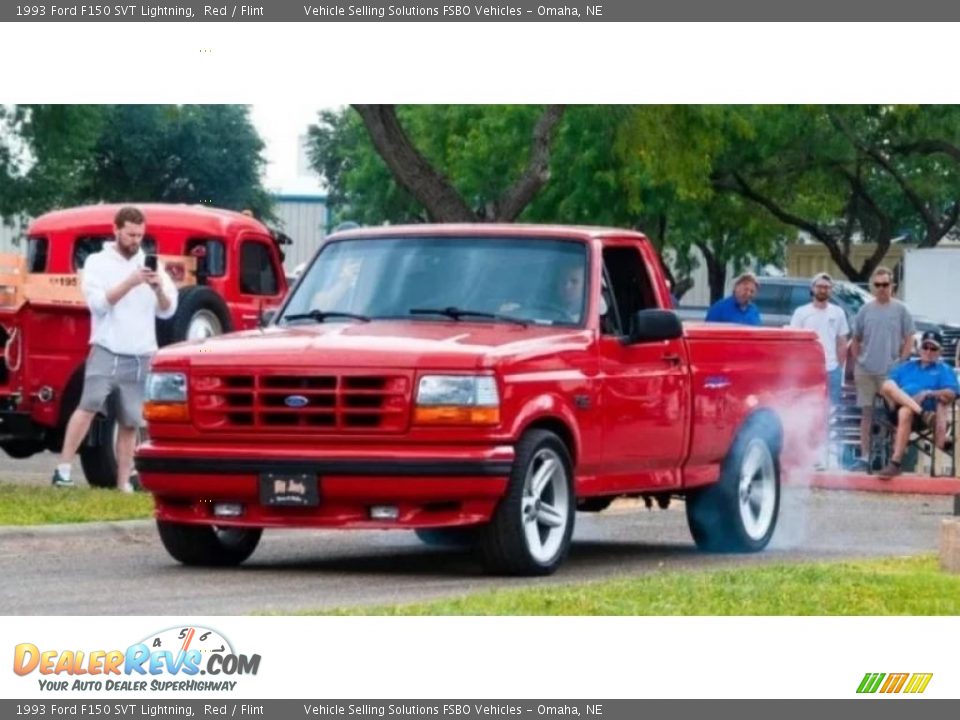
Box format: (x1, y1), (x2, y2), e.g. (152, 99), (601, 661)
(0, 204), (289, 487)
(137, 225), (826, 575)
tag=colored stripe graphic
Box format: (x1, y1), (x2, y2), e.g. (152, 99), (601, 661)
(857, 672), (932, 694)
(880, 673), (909, 693)
(904, 674), (933, 694)
(857, 673), (885, 693)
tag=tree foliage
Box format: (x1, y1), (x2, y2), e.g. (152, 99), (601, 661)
(309, 104), (960, 298)
(0, 105), (272, 221)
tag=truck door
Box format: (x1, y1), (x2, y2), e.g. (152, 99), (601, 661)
(234, 234), (286, 330)
(598, 244), (690, 490)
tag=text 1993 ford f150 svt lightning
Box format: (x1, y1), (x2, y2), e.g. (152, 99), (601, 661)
(136, 225), (826, 575)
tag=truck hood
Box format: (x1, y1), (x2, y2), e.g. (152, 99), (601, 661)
(154, 321), (592, 371)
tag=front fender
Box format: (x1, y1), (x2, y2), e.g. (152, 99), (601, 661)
(507, 393), (582, 463)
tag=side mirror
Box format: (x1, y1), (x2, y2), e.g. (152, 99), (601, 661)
(259, 308), (276, 328)
(627, 309), (683, 344)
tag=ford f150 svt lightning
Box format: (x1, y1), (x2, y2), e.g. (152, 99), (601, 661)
(136, 225), (826, 575)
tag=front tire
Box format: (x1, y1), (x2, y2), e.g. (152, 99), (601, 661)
(157, 521), (262, 567)
(478, 429), (575, 576)
(686, 423), (780, 552)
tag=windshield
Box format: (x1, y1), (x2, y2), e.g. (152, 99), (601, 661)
(281, 236), (589, 327)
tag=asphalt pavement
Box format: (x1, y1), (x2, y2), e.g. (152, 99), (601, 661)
(0, 481), (952, 615)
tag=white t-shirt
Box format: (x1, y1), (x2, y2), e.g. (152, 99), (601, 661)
(789, 302), (850, 371)
(82, 243), (178, 355)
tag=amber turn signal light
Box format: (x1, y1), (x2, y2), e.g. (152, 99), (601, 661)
(413, 406), (500, 425)
(143, 402), (190, 423)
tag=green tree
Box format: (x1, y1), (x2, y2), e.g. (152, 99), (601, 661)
(629, 105), (960, 283)
(0, 104), (272, 221)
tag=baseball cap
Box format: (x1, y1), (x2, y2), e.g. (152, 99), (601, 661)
(810, 272), (833, 288)
(921, 330), (943, 349)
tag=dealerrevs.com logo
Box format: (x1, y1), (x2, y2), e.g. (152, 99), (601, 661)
(13, 626), (261, 692)
(857, 672), (933, 695)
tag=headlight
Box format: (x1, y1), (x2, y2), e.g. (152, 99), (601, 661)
(414, 375), (500, 425)
(144, 372), (189, 423)
(145, 372), (187, 402)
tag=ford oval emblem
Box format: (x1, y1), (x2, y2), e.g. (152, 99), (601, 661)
(284, 395), (309, 408)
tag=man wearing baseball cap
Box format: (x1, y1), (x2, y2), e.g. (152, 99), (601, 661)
(876, 329), (958, 477)
(789, 272), (849, 406)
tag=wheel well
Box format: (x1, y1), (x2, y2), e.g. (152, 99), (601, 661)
(523, 417), (577, 467)
(743, 408), (784, 454)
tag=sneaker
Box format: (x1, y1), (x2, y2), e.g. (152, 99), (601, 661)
(51, 469), (75, 488)
(129, 472), (143, 492)
(845, 458), (869, 473)
(877, 462), (902, 479)
(117, 484), (135, 494)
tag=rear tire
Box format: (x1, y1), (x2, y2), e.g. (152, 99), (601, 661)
(157, 286), (233, 346)
(80, 411), (118, 488)
(686, 422), (780, 552)
(157, 520), (262, 567)
(478, 429), (575, 576)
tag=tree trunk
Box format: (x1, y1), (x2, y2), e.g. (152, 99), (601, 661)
(352, 105), (476, 222)
(352, 104), (565, 223)
(696, 241), (727, 303)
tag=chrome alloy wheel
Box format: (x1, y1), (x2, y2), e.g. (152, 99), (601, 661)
(737, 438), (777, 541)
(186, 310), (223, 340)
(521, 447), (571, 564)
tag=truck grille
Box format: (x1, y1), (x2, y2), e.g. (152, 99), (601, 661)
(192, 372), (411, 433)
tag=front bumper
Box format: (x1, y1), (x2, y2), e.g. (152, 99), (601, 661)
(0, 410), (43, 443)
(135, 442), (515, 530)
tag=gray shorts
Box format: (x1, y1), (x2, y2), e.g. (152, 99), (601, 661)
(78, 345), (153, 428)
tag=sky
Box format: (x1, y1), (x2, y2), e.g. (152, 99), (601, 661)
(250, 102), (339, 197)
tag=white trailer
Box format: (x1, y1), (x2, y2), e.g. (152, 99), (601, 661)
(901, 246), (960, 326)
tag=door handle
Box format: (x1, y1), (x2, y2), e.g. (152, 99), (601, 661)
(661, 353), (682, 365)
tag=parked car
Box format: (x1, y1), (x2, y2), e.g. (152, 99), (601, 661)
(137, 224), (826, 576)
(0, 204), (290, 486)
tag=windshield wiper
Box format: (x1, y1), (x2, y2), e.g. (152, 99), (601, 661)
(283, 309), (371, 324)
(409, 306), (528, 327)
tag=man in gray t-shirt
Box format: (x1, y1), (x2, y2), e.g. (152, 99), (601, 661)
(849, 266), (915, 471)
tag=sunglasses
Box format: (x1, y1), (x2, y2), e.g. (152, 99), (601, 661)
(873, 282), (891, 288)
(921, 344), (941, 351)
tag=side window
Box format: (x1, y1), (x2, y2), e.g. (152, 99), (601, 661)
(26, 236), (48, 273)
(788, 285), (811, 312)
(186, 238), (226, 277)
(753, 284), (785, 315)
(239, 241), (279, 296)
(601, 246), (656, 335)
(73, 235), (156, 270)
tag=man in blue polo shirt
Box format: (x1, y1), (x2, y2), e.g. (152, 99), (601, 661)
(877, 330), (959, 477)
(705, 272), (761, 326)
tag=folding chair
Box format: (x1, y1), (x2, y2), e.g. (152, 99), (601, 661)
(870, 395), (956, 477)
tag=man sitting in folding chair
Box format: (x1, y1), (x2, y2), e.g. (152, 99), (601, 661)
(876, 330), (959, 478)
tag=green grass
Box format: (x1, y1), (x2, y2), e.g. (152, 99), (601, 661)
(0, 482), (154, 525)
(291, 556), (960, 615)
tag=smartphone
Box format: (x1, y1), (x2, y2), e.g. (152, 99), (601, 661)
(144, 254), (158, 272)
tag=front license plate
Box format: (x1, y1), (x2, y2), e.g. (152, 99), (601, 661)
(259, 472), (319, 507)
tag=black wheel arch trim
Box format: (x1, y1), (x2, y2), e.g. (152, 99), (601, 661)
(135, 456), (513, 477)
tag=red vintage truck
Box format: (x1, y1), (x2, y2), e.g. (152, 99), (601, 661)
(137, 225), (826, 575)
(0, 204), (289, 486)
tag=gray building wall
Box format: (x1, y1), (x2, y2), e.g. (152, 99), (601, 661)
(273, 195), (328, 273)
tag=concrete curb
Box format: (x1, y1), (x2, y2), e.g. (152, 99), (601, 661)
(806, 471), (960, 495)
(0, 518), (153, 540)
